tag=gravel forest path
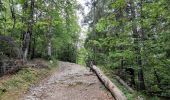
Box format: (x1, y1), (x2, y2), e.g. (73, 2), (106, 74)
(22, 61), (114, 100)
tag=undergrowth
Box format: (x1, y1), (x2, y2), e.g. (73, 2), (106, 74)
(0, 60), (58, 100)
(98, 65), (162, 100)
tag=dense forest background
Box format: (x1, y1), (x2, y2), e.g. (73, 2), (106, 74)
(84, 0), (170, 98)
(0, 0), (80, 62)
(0, 0), (170, 99)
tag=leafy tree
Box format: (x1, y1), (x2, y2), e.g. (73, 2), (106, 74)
(85, 0), (170, 97)
(0, 0), (80, 62)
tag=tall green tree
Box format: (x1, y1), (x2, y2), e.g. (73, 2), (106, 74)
(85, 0), (170, 97)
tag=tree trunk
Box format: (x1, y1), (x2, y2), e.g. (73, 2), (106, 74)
(22, 32), (30, 61)
(47, 40), (52, 57)
(129, 0), (145, 90)
(115, 75), (135, 93)
(137, 56), (145, 90)
(90, 65), (127, 100)
(22, 0), (35, 61)
(9, 0), (16, 37)
(137, 0), (146, 90)
(47, 18), (52, 58)
(31, 36), (36, 59)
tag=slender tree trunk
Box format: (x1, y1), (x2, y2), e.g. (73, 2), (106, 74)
(9, 0), (16, 37)
(47, 15), (52, 58)
(138, 0), (146, 90)
(22, 0), (35, 61)
(47, 39), (52, 57)
(137, 55), (145, 90)
(31, 36), (36, 59)
(23, 32), (30, 61)
(130, 0), (145, 90)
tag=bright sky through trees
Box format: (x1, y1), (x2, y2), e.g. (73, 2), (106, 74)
(77, 0), (90, 47)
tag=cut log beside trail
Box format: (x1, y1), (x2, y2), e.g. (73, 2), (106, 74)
(90, 65), (127, 100)
(115, 75), (135, 93)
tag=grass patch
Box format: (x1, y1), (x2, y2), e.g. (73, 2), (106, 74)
(0, 60), (58, 100)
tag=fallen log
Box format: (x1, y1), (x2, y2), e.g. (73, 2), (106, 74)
(91, 65), (127, 100)
(115, 75), (135, 93)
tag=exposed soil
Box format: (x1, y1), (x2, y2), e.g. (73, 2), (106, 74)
(22, 61), (114, 100)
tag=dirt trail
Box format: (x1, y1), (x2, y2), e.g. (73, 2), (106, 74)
(22, 61), (114, 100)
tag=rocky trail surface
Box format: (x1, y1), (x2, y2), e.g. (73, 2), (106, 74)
(22, 61), (114, 100)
